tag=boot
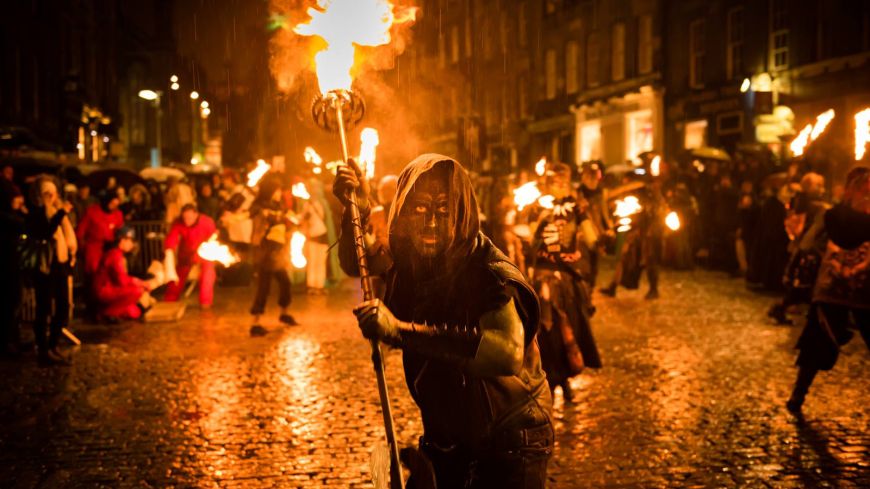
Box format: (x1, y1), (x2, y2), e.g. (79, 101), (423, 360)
(599, 284), (617, 298)
(786, 367), (818, 414)
(644, 289), (659, 300)
(768, 303), (791, 325)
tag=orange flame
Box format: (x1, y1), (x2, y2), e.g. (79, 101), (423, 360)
(292, 182), (311, 200)
(791, 109), (835, 157)
(359, 127), (380, 179)
(534, 157), (547, 177)
(290, 231), (307, 268)
(197, 234), (239, 267)
(294, 0), (418, 94)
(247, 159), (272, 187)
(613, 195), (642, 232)
(665, 211), (681, 231)
(304, 146), (323, 176)
(856, 108), (870, 160)
(513, 182), (542, 211)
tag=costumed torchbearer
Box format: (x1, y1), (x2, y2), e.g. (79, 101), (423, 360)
(527, 162), (602, 403)
(93, 226), (150, 321)
(75, 190), (124, 313)
(163, 203), (217, 307)
(787, 167), (870, 413)
(335, 155), (554, 489)
(249, 177), (298, 336)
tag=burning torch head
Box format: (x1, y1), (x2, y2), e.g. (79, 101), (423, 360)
(311, 90), (366, 133)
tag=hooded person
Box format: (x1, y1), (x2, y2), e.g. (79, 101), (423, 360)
(335, 154), (553, 489)
(93, 226), (150, 321)
(76, 189), (124, 276)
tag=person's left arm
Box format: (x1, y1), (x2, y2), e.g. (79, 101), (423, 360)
(61, 214), (77, 263)
(353, 298), (525, 378)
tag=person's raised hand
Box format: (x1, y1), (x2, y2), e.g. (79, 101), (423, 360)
(332, 158), (370, 212)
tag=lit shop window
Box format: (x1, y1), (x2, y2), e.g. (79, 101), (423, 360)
(626, 110), (653, 160)
(684, 119), (708, 149)
(770, 0), (789, 70)
(580, 121), (602, 162)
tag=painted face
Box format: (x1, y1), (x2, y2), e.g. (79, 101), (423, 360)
(400, 171), (451, 258)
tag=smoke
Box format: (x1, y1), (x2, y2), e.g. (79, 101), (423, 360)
(267, 0), (423, 176)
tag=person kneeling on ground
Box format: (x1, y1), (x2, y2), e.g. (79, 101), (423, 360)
(93, 226), (153, 322)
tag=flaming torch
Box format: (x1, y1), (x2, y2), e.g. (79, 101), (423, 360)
(791, 109), (835, 157)
(665, 211), (681, 231)
(856, 108), (870, 160)
(534, 156), (547, 177)
(290, 231), (307, 269)
(294, 2), (416, 487)
(613, 196), (642, 233)
(292, 182), (311, 200)
(304, 146), (324, 175)
(197, 234), (239, 267)
(359, 127), (380, 180)
(247, 159), (272, 187)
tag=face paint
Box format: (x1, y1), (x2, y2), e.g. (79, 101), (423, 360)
(400, 170), (452, 258)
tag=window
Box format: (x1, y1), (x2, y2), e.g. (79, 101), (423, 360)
(689, 19), (705, 88)
(626, 110), (653, 161)
(770, 0), (789, 69)
(450, 25), (460, 63)
(518, 2), (529, 48)
(612, 23), (626, 82)
(684, 119), (708, 149)
(518, 75), (529, 118)
(545, 49), (557, 99)
(638, 14), (653, 74)
(727, 7), (744, 79)
(587, 34), (600, 87)
(566, 41), (579, 94)
(579, 121), (602, 162)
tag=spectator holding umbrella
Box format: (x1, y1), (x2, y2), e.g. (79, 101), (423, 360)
(92, 226), (150, 322)
(163, 203), (217, 308)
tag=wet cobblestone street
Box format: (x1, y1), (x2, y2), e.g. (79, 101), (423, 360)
(1, 266), (868, 488)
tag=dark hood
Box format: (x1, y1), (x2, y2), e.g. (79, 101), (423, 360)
(386, 154), (480, 265)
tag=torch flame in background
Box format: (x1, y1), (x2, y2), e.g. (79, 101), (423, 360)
(293, 0), (418, 94)
(513, 182), (542, 211)
(613, 196), (642, 233)
(292, 182), (311, 200)
(856, 108), (870, 160)
(358, 127), (380, 179)
(290, 231), (308, 269)
(650, 155), (662, 177)
(537, 195), (555, 209)
(665, 211), (681, 231)
(810, 109), (835, 141)
(197, 234), (240, 267)
(791, 109), (835, 157)
(534, 157), (547, 177)
(247, 159), (272, 187)
(304, 146), (324, 174)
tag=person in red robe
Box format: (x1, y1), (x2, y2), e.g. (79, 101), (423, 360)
(93, 226), (148, 321)
(76, 191), (124, 276)
(163, 203), (217, 307)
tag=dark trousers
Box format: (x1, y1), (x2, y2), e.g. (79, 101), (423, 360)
(33, 265), (70, 351)
(0, 275), (21, 348)
(408, 424), (553, 489)
(250, 265), (291, 316)
(796, 303), (870, 371)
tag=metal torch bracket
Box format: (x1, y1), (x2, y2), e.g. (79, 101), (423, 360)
(312, 90), (366, 132)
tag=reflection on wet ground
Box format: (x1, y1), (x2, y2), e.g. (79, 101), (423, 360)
(0, 267), (867, 488)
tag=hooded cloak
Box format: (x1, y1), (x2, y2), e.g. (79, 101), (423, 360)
(341, 154), (551, 451)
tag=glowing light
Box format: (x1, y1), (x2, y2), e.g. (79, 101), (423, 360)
(190, 91), (200, 100)
(294, 0), (418, 94)
(791, 109), (835, 157)
(537, 195), (555, 209)
(613, 195), (642, 232)
(200, 100), (209, 109)
(304, 147), (323, 166)
(665, 211), (681, 231)
(513, 182), (542, 211)
(290, 231), (307, 269)
(790, 124), (813, 157)
(740, 78), (751, 93)
(358, 127), (379, 179)
(138, 90), (159, 101)
(170, 82), (180, 91)
(650, 155), (661, 177)
(170, 75), (179, 83)
(90, 130), (97, 137)
(534, 156), (547, 177)
(247, 159), (271, 187)
(855, 108), (870, 160)
(810, 109), (835, 141)
(197, 234), (239, 267)
(292, 182), (311, 200)
(200, 107), (211, 118)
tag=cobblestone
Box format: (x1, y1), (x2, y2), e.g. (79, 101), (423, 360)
(0, 265), (868, 488)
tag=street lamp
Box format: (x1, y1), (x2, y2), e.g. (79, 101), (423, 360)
(138, 89), (163, 167)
